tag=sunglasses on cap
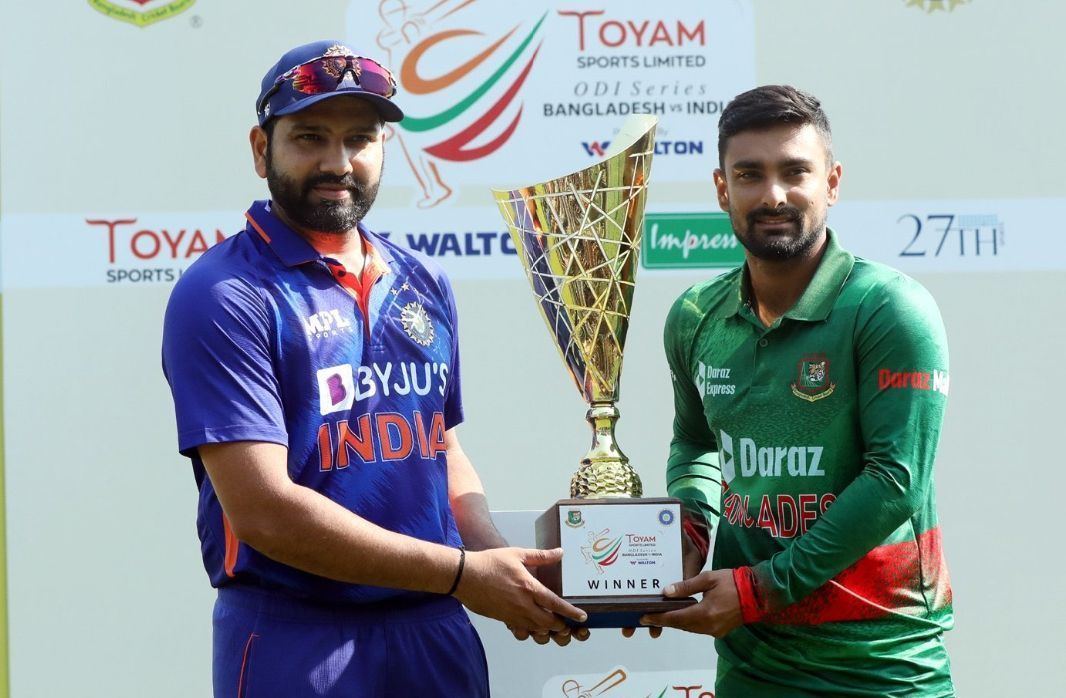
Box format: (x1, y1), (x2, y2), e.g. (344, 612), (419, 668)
(256, 54), (398, 119)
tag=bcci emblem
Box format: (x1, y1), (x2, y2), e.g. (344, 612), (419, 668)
(791, 353), (836, 402)
(658, 509), (675, 526)
(565, 510), (584, 528)
(400, 301), (435, 346)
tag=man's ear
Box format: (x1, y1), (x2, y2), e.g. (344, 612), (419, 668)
(250, 126), (269, 179)
(713, 169), (729, 212)
(826, 161), (843, 207)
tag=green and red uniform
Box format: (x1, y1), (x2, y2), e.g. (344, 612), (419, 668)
(665, 231), (955, 697)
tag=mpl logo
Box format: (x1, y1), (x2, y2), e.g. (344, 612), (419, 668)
(317, 364), (355, 416)
(88, 0), (196, 27)
(303, 309), (353, 340)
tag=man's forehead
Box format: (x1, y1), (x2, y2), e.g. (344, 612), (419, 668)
(277, 96), (383, 129)
(722, 123), (828, 165)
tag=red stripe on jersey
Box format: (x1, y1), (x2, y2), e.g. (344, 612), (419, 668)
(244, 212), (271, 244)
(326, 237), (389, 335)
(222, 513), (240, 578)
(755, 526), (952, 625)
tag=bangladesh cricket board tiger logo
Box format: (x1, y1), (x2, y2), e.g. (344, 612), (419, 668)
(791, 353), (836, 402)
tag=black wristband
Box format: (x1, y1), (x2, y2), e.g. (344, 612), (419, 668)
(445, 546), (466, 596)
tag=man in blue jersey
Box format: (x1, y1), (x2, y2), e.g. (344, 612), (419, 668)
(162, 40), (586, 698)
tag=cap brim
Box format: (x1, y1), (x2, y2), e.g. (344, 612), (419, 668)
(274, 90), (404, 123)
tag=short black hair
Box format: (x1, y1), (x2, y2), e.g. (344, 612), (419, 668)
(717, 85), (833, 166)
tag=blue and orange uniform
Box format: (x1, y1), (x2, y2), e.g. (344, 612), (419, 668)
(163, 200), (487, 696)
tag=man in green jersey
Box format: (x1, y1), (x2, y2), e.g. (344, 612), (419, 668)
(643, 85), (955, 697)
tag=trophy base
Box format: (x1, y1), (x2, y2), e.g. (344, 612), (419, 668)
(562, 595), (697, 629)
(535, 497), (696, 628)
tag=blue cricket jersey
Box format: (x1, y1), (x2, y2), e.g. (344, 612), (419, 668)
(163, 200), (464, 604)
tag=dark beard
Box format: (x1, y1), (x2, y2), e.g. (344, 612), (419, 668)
(731, 204), (823, 261)
(265, 152), (380, 234)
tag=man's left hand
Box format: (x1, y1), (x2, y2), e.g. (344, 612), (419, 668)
(640, 569), (743, 638)
(509, 624), (590, 646)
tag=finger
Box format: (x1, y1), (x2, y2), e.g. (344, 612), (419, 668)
(551, 630), (572, 647)
(643, 604), (706, 632)
(621, 627), (635, 638)
(649, 626), (663, 639)
(519, 547), (564, 567)
(510, 628), (531, 642)
(663, 573), (710, 598)
(532, 587), (588, 624)
(532, 631), (551, 645)
(572, 626), (590, 642)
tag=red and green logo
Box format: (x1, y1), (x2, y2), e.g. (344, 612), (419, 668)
(588, 534), (623, 568)
(88, 0), (195, 27)
(374, 8), (546, 207)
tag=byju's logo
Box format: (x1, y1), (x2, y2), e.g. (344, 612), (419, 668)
(317, 364), (355, 415)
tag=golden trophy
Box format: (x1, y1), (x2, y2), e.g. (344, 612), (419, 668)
(492, 114), (694, 627)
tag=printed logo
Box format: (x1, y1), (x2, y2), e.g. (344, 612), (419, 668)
(356, 6), (547, 208)
(658, 509), (675, 526)
(695, 361), (736, 397)
(317, 364), (355, 415)
(878, 368), (950, 395)
(581, 529), (623, 573)
(642, 213), (744, 269)
(303, 308), (353, 340)
(582, 139), (705, 158)
(547, 666), (718, 698)
(565, 509), (584, 528)
(559, 668), (627, 696)
(88, 0), (196, 27)
(904, 0), (970, 13)
(718, 429), (826, 483)
(400, 301), (435, 346)
(791, 353), (836, 402)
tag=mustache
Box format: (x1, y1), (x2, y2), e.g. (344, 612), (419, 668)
(746, 205), (803, 226)
(303, 173), (365, 195)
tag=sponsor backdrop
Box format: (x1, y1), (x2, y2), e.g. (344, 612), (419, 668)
(1, 0), (1063, 696)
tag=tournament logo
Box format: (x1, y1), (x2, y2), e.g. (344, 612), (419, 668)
(400, 301), (435, 346)
(791, 353), (836, 402)
(904, 0), (970, 12)
(88, 0), (196, 27)
(581, 530), (623, 573)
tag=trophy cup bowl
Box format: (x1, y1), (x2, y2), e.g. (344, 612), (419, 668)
(492, 114), (695, 627)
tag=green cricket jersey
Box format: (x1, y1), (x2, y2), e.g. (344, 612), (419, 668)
(664, 231), (955, 697)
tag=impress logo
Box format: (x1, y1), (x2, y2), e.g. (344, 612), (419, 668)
(317, 364), (355, 415)
(88, 0), (196, 27)
(642, 213), (744, 269)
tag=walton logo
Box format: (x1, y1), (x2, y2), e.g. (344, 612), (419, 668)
(583, 140), (705, 158)
(88, 0), (196, 27)
(581, 530), (623, 573)
(368, 4), (547, 208)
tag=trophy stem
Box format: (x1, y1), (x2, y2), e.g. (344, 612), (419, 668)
(570, 402), (644, 498)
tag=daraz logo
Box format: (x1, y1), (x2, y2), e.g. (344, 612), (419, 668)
(88, 0), (195, 27)
(642, 213), (745, 269)
(718, 429), (826, 482)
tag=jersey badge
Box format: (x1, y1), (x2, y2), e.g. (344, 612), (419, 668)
(400, 301), (435, 346)
(791, 353), (836, 402)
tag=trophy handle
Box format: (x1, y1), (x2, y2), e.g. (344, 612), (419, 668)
(571, 402), (643, 498)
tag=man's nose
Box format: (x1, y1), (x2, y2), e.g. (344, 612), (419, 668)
(319, 141), (354, 176)
(759, 180), (787, 209)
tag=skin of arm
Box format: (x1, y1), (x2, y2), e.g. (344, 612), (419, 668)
(199, 437), (587, 633)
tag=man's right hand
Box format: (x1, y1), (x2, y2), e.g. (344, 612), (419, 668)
(452, 547), (587, 633)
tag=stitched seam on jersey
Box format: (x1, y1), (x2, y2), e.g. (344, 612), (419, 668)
(237, 632), (259, 698)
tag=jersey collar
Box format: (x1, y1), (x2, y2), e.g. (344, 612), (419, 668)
(784, 229), (854, 322)
(243, 199), (394, 270)
(731, 228), (854, 322)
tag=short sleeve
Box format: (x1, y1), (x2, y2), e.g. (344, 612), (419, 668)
(162, 269), (288, 456)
